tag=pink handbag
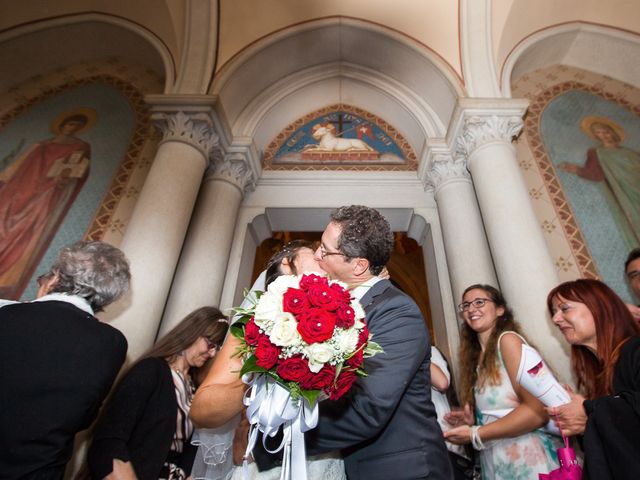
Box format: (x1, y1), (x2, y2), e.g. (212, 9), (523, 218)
(539, 432), (582, 480)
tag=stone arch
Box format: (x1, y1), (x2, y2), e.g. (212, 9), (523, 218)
(209, 17), (467, 170)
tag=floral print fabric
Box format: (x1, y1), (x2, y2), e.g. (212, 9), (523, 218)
(474, 332), (562, 479)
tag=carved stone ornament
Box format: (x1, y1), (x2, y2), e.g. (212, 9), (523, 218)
(456, 114), (524, 158)
(424, 152), (471, 193)
(155, 111), (220, 160)
(207, 152), (256, 193)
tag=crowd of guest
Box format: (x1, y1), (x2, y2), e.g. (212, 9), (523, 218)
(1, 230), (639, 479)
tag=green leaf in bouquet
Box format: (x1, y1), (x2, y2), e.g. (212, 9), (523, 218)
(239, 355), (269, 377)
(230, 319), (252, 340)
(363, 340), (384, 357)
(300, 388), (322, 407)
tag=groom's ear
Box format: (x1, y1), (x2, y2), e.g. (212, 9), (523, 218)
(352, 257), (370, 276)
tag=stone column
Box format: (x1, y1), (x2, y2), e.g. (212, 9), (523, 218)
(424, 146), (497, 304)
(158, 152), (255, 336)
(110, 109), (218, 361)
(454, 99), (571, 381)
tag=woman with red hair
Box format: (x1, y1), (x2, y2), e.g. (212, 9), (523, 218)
(547, 278), (640, 479)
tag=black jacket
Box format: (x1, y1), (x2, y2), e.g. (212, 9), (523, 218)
(0, 299), (127, 479)
(88, 357), (182, 480)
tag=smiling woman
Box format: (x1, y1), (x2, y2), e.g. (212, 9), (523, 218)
(546, 279), (640, 479)
(445, 284), (561, 479)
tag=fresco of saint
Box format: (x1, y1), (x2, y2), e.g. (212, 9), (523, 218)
(0, 108), (96, 298)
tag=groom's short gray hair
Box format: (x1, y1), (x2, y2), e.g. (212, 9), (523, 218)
(330, 205), (393, 276)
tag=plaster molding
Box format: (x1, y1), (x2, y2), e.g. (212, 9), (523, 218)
(172, 0), (218, 94)
(459, 0), (502, 97)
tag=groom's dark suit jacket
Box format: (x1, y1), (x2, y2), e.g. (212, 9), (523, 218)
(307, 279), (453, 480)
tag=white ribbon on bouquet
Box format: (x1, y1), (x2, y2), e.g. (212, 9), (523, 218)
(242, 374), (318, 480)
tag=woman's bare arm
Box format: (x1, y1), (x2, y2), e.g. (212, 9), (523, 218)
(190, 335), (247, 428)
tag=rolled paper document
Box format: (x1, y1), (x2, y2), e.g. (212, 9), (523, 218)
(516, 344), (571, 407)
(481, 344), (570, 437)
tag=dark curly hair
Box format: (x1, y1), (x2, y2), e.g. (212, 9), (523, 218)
(330, 205), (393, 276)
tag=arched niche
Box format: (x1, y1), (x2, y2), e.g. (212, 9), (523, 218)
(210, 17), (466, 168)
(502, 22), (640, 96)
(0, 13), (173, 92)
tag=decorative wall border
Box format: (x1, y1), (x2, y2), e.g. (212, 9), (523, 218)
(524, 80), (640, 279)
(262, 103), (418, 171)
(0, 74), (151, 242)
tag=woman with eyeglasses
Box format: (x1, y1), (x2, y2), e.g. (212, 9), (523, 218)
(444, 284), (561, 480)
(88, 306), (228, 480)
(546, 279), (640, 479)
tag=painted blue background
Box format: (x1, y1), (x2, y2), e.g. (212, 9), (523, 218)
(541, 90), (640, 302)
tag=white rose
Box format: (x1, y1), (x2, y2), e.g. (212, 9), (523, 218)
(333, 328), (359, 355)
(269, 312), (300, 347)
(305, 342), (334, 373)
(254, 292), (281, 328)
(267, 274), (299, 297)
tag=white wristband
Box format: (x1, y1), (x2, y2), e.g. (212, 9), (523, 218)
(471, 425), (485, 451)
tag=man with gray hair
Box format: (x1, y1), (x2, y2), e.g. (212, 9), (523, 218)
(306, 206), (453, 479)
(0, 240), (130, 479)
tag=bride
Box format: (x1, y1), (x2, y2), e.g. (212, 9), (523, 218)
(189, 240), (346, 480)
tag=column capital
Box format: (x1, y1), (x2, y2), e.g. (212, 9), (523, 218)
(447, 98), (529, 158)
(151, 111), (219, 162)
(421, 143), (471, 193)
(206, 151), (256, 194)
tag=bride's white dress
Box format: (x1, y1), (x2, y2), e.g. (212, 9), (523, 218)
(190, 417), (345, 480)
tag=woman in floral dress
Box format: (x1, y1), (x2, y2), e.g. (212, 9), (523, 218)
(444, 284), (562, 479)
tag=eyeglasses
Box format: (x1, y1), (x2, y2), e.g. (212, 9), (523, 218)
(318, 245), (347, 260)
(203, 337), (220, 351)
(628, 270), (640, 281)
(457, 298), (495, 313)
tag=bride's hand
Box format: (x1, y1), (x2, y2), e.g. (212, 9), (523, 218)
(443, 425), (472, 445)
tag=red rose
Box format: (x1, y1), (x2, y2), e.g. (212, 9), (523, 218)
(299, 273), (329, 290)
(307, 284), (341, 311)
(301, 364), (336, 390)
(297, 308), (336, 344)
(329, 283), (352, 304)
(328, 370), (357, 400)
(244, 318), (261, 346)
(346, 348), (364, 369)
(282, 288), (310, 315)
(357, 325), (370, 348)
(335, 305), (355, 329)
(277, 355), (312, 383)
(255, 336), (280, 369)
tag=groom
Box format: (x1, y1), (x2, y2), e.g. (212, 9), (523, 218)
(306, 205), (453, 480)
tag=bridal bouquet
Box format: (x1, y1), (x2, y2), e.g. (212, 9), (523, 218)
(231, 273), (382, 480)
(231, 272), (382, 404)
